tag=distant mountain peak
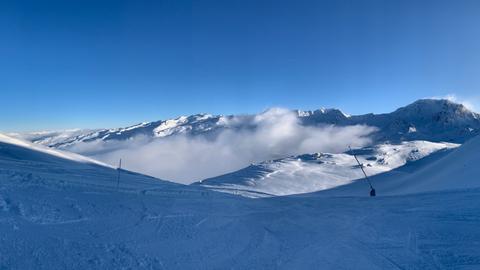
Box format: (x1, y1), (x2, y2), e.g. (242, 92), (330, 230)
(390, 99), (479, 125)
(296, 108), (350, 118)
(396, 98), (476, 115)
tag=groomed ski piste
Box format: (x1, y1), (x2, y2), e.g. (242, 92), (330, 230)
(1, 133), (480, 269)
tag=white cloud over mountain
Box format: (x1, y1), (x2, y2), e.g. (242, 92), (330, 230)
(68, 108), (376, 183)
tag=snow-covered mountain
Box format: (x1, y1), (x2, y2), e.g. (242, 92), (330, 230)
(16, 114), (225, 148)
(299, 99), (480, 142)
(2, 132), (480, 269)
(16, 99), (480, 149)
(196, 141), (459, 197)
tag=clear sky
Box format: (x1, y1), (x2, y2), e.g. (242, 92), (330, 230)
(1, 0), (480, 131)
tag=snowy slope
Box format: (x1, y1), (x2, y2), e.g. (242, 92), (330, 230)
(196, 141), (459, 197)
(15, 99), (480, 150)
(310, 135), (480, 197)
(1, 133), (480, 269)
(0, 133), (177, 191)
(393, 134), (480, 193)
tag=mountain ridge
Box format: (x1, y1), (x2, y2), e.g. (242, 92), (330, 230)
(14, 99), (480, 148)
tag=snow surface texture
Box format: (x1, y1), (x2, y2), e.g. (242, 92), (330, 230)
(196, 141), (459, 197)
(1, 133), (480, 269)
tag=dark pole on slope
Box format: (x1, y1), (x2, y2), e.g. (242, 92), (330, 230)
(349, 146), (376, 196)
(116, 158), (122, 190)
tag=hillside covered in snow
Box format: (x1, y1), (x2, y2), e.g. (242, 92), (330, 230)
(0, 134), (177, 191)
(1, 133), (480, 269)
(318, 133), (480, 197)
(196, 141), (459, 197)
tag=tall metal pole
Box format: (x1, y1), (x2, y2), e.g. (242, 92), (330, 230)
(116, 158), (122, 190)
(349, 146), (373, 189)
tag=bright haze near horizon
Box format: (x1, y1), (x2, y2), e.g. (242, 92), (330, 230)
(1, 0), (480, 132)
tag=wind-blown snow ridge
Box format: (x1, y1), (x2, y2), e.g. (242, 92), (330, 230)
(0, 133), (111, 168)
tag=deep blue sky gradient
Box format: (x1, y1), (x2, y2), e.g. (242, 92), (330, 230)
(1, 0), (480, 131)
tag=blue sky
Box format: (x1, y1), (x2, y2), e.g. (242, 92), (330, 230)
(1, 0), (480, 131)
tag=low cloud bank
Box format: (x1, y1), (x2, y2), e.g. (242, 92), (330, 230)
(66, 108), (377, 184)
